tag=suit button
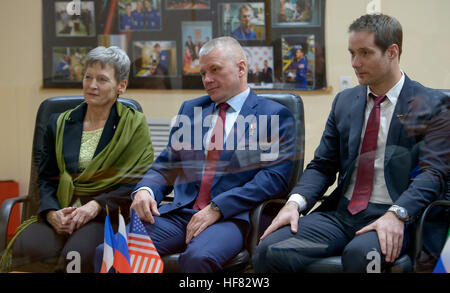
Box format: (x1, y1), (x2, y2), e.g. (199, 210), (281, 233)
(176, 202), (182, 207)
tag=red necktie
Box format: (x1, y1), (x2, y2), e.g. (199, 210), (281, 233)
(194, 103), (230, 210)
(348, 93), (387, 215)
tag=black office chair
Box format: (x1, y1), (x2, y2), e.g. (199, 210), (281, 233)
(161, 92), (305, 272)
(440, 89), (450, 97)
(302, 89), (450, 273)
(0, 96), (143, 251)
(412, 89), (449, 272)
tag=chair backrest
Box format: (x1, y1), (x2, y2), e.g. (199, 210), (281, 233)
(23, 96), (143, 220)
(439, 89), (450, 97)
(438, 90), (449, 200)
(257, 92), (305, 193)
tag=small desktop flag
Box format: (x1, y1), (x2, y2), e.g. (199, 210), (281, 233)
(113, 210), (131, 273)
(100, 212), (115, 273)
(433, 228), (450, 273)
(127, 209), (164, 273)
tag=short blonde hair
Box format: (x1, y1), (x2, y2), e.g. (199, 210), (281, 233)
(198, 36), (247, 65)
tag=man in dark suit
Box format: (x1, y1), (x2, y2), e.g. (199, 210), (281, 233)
(253, 13), (449, 273)
(129, 36), (296, 272)
(261, 59), (273, 83)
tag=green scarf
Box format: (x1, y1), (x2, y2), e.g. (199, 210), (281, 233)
(1, 101), (154, 272)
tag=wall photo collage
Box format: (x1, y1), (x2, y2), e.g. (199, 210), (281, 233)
(43, 0), (326, 91)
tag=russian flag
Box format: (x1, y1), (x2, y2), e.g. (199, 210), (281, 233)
(113, 212), (131, 273)
(433, 229), (450, 273)
(100, 214), (115, 273)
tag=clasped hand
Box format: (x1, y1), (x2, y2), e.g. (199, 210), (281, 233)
(46, 200), (101, 235)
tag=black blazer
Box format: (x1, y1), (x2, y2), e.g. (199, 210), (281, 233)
(38, 102), (137, 222)
(293, 74), (449, 221)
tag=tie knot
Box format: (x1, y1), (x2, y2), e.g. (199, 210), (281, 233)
(369, 93), (387, 106)
(219, 103), (230, 112)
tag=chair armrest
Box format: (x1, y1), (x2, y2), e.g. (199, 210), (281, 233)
(413, 200), (450, 265)
(248, 199), (287, 255)
(0, 196), (28, 250)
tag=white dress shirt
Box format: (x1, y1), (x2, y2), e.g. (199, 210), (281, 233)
(204, 87), (250, 151)
(289, 73), (405, 212)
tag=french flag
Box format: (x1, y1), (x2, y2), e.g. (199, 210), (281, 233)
(100, 214), (115, 273)
(113, 212), (131, 273)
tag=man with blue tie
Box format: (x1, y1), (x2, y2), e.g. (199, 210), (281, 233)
(123, 36), (296, 272)
(253, 13), (449, 273)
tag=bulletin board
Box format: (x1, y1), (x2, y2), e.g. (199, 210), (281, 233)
(42, 0), (326, 91)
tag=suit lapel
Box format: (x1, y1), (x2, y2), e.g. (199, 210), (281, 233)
(94, 103), (119, 157)
(229, 92), (257, 149)
(199, 101), (215, 158)
(63, 104), (86, 174)
(348, 86), (367, 162)
(385, 75), (413, 163)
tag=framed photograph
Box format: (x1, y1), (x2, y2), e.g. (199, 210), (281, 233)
(218, 2), (266, 41)
(133, 40), (177, 77)
(55, 1), (96, 37)
(118, 0), (162, 31)
(166, 0), (210, 10)
(181, 21), (212, 75)
(271, 0), (321, 27)
(243, 46), (275, 89)
(52, 47), (92, 82)
(280, 34), (316, 90)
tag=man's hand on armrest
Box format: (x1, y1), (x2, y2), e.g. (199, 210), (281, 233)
(259, 194), (307, 242)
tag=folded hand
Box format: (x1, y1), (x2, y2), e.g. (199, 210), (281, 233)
(46, 207), (76, 235)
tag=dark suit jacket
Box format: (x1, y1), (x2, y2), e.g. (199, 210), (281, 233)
(38, 102), (140, 223)
(134, 90), (297, 224)
(293, 74), (449, 221)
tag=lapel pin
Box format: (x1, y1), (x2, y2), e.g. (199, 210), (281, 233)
(249, 122), (256, 136)
(396, 114), (404, 118)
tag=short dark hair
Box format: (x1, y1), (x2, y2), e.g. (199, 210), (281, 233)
(349, 14), (403, 58)
(239, 4), (251, 18)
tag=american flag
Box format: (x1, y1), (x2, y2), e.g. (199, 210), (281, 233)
(128, 209), (164, 273)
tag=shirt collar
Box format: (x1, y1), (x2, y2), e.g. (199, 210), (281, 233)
(215, 87), (250, 113)
(367, 71), (405, 105)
